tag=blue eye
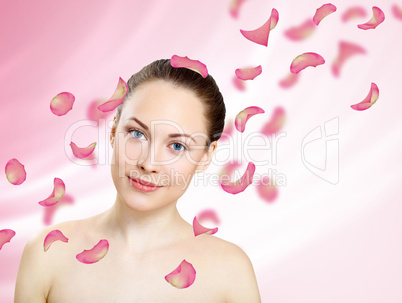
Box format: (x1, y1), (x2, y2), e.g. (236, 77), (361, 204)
(172, 143), (185, 151)
(129, 129), (145, 139)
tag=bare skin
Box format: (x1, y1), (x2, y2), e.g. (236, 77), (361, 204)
(14, 80), (261, 302)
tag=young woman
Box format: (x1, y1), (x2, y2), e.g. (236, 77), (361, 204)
(14, 59), (262, 302)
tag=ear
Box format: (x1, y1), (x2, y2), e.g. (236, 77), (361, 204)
(110, 115), (118, 148)
(195, 141), (218, 174)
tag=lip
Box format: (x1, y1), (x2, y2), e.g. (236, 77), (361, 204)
(128, 176), (163, 192)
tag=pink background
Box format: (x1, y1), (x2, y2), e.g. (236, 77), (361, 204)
(1, 0), (402, 302)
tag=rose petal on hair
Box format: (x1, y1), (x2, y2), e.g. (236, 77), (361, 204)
(170, 55), (208, 78)
(392, 4), (402, 20)
(232, 75), (246, 91)
(197, 209), (221, 225)
(43, 229), (69, 252)
(279, 72), (300, 89)
(70, 141), (97, 159)
(5, 158), (26, 185)
(97, 77), (128, 112)
(38, 178), (66, 207)
(257, 176), (278, 202)
(192, 216), (218, 237)
(165, 259), (196, 288)
(290, 52), (325, 74)
(43, 193), (74, 226)
(313, 3), (337, 25)
(220, 162), (255, 194)
(229, 0), (247, 19)
(235, 106), (265, 133)
(50, 92), (75, 116)
(341, 6), (366, 22)
(350, 83), (379, 111)
(332, 41), (366, 77)
(260, 106), (286, 136)
(76, 239), (109, 264)
(284, 19), (316, 41)
(0, 229), (16, 250)
(235, 65), (262, 81)
(357, 6), (385, 30)
(240, 8), (279, 46)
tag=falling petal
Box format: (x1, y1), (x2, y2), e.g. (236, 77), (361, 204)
(5, 158), (26, 185)
(219, 119), (235, 142)
(257, 176), (278, 202)
(229, 0), (247, 19)
(43, 193), (74, 226)
(97, 77), (128, 112)
(170, 55), (208, 78)
(165, 259), (196, 288)
(50, 92), (75, 116)
(193, 216), (218, 237)
(232, 75), (246, 91)
(43, 230), (69, 252)
(219, 160), (242, 182)
(260, 106), (286, 136)
(235, 65), (262, 80)
(0, 229), (16, 250)
(235, 106), (265, 133)
(313, 3), (337, 25)
(341, 6), (366, 22)
(240, 8), (279, 46)
(38, 178), (66, 207)
(87, 98), (110, 122)
(279, 72), (300, 89)
(357, 6), (385, 30)
(284, 19), (316, 41)
(392, 4), (402, 20)
(76, 239), (109, 264)
(70, 141), (97, 159)
(220, 162), (256, 194)
(332, 41), (366, 77)
(197, 209), (221, 225)
(351, 83), (379, 111)
(290, 52), (325, 74)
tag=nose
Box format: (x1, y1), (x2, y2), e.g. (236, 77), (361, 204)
(136, 142), (161, 173)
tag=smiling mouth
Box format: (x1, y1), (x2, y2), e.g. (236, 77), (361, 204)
(128, 176), (163, 192)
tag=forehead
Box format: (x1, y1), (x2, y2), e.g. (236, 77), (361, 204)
(119, 80), (208, 137)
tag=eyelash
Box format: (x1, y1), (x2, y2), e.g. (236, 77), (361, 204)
(127, 128), (189, 152)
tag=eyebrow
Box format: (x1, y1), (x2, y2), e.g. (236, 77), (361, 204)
(127, 117), (196, 143)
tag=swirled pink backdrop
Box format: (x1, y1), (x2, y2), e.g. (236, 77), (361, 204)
(1, 0), (402, 302)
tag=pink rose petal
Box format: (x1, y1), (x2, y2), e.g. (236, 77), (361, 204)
(43, 229), (69, 252)
(0, 229), (16, 250)
(279, 72), (300, 89)
(87, 98), (111, 122)
(193, 216), (218, 237)
(284, 19), (316, 41)
(197, 209), (221, 225)
(257, 176), (278, 202)
(240, 8), (279, 46)
(232, 75), (246, 91)
(313, 3), (337, 25)
(165, 259), (196, 289)
(290, 52), (325, 74)
(170, 55), (208, 78)
(229, 0), (247, 19)
(76, 239), (109, 264)
(97, 77), (128, 112)
(70, 141), (97, 159)
(351, 83), (379, 111)
(392, 4), (402, 20)
(50, 92), (75, 116)
(332, 41), (366, 77)
(5, 158), (26, 185)
(341, 6), (366, 22)
(235, 65), (262, 80)
(357, 6), (385, 30)
(220, 162), (256, 194)
(43, 193), (74, 226)
(38, 178), (66, 207)
(260, 106), (286, 136)
(235, 106), (265, 133)
(219, 160), (242, 180)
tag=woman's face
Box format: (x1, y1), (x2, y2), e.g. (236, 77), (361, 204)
(110, 79), (216, 212)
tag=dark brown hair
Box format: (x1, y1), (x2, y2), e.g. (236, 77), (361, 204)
(112, 59), (226, 149)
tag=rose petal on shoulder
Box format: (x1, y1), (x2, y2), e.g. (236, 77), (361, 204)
(192, 216), (218, 237)
(290, 52), (325, 74)
(196, 209), (221, 225)
(313, 3), (337, 25)
(170, 55), (208, 78)
(220, 162), (256, 194)
(341, 6), (366, 22)
(332, 41), (366, 77)
(70, 141), (97, 159)
(38, 178), (66, 207)
(357, 6), (385, 30)
(0, 229), (16, 250)
(97, 77), (128, 112)
(260, 106), (286, 136)
(235, 106), (265, 133)
(240, 8), (279, 46)
(235, 65), (262, 80)
(351, 83), (379, 111)
(43, 229), (69, 252)
(76, 239), (109, 264)
(50, 92), (75, 116)
(284, 19), (316, 41)
(165, 259), (196, 289)
(5, 158), (27, 185)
